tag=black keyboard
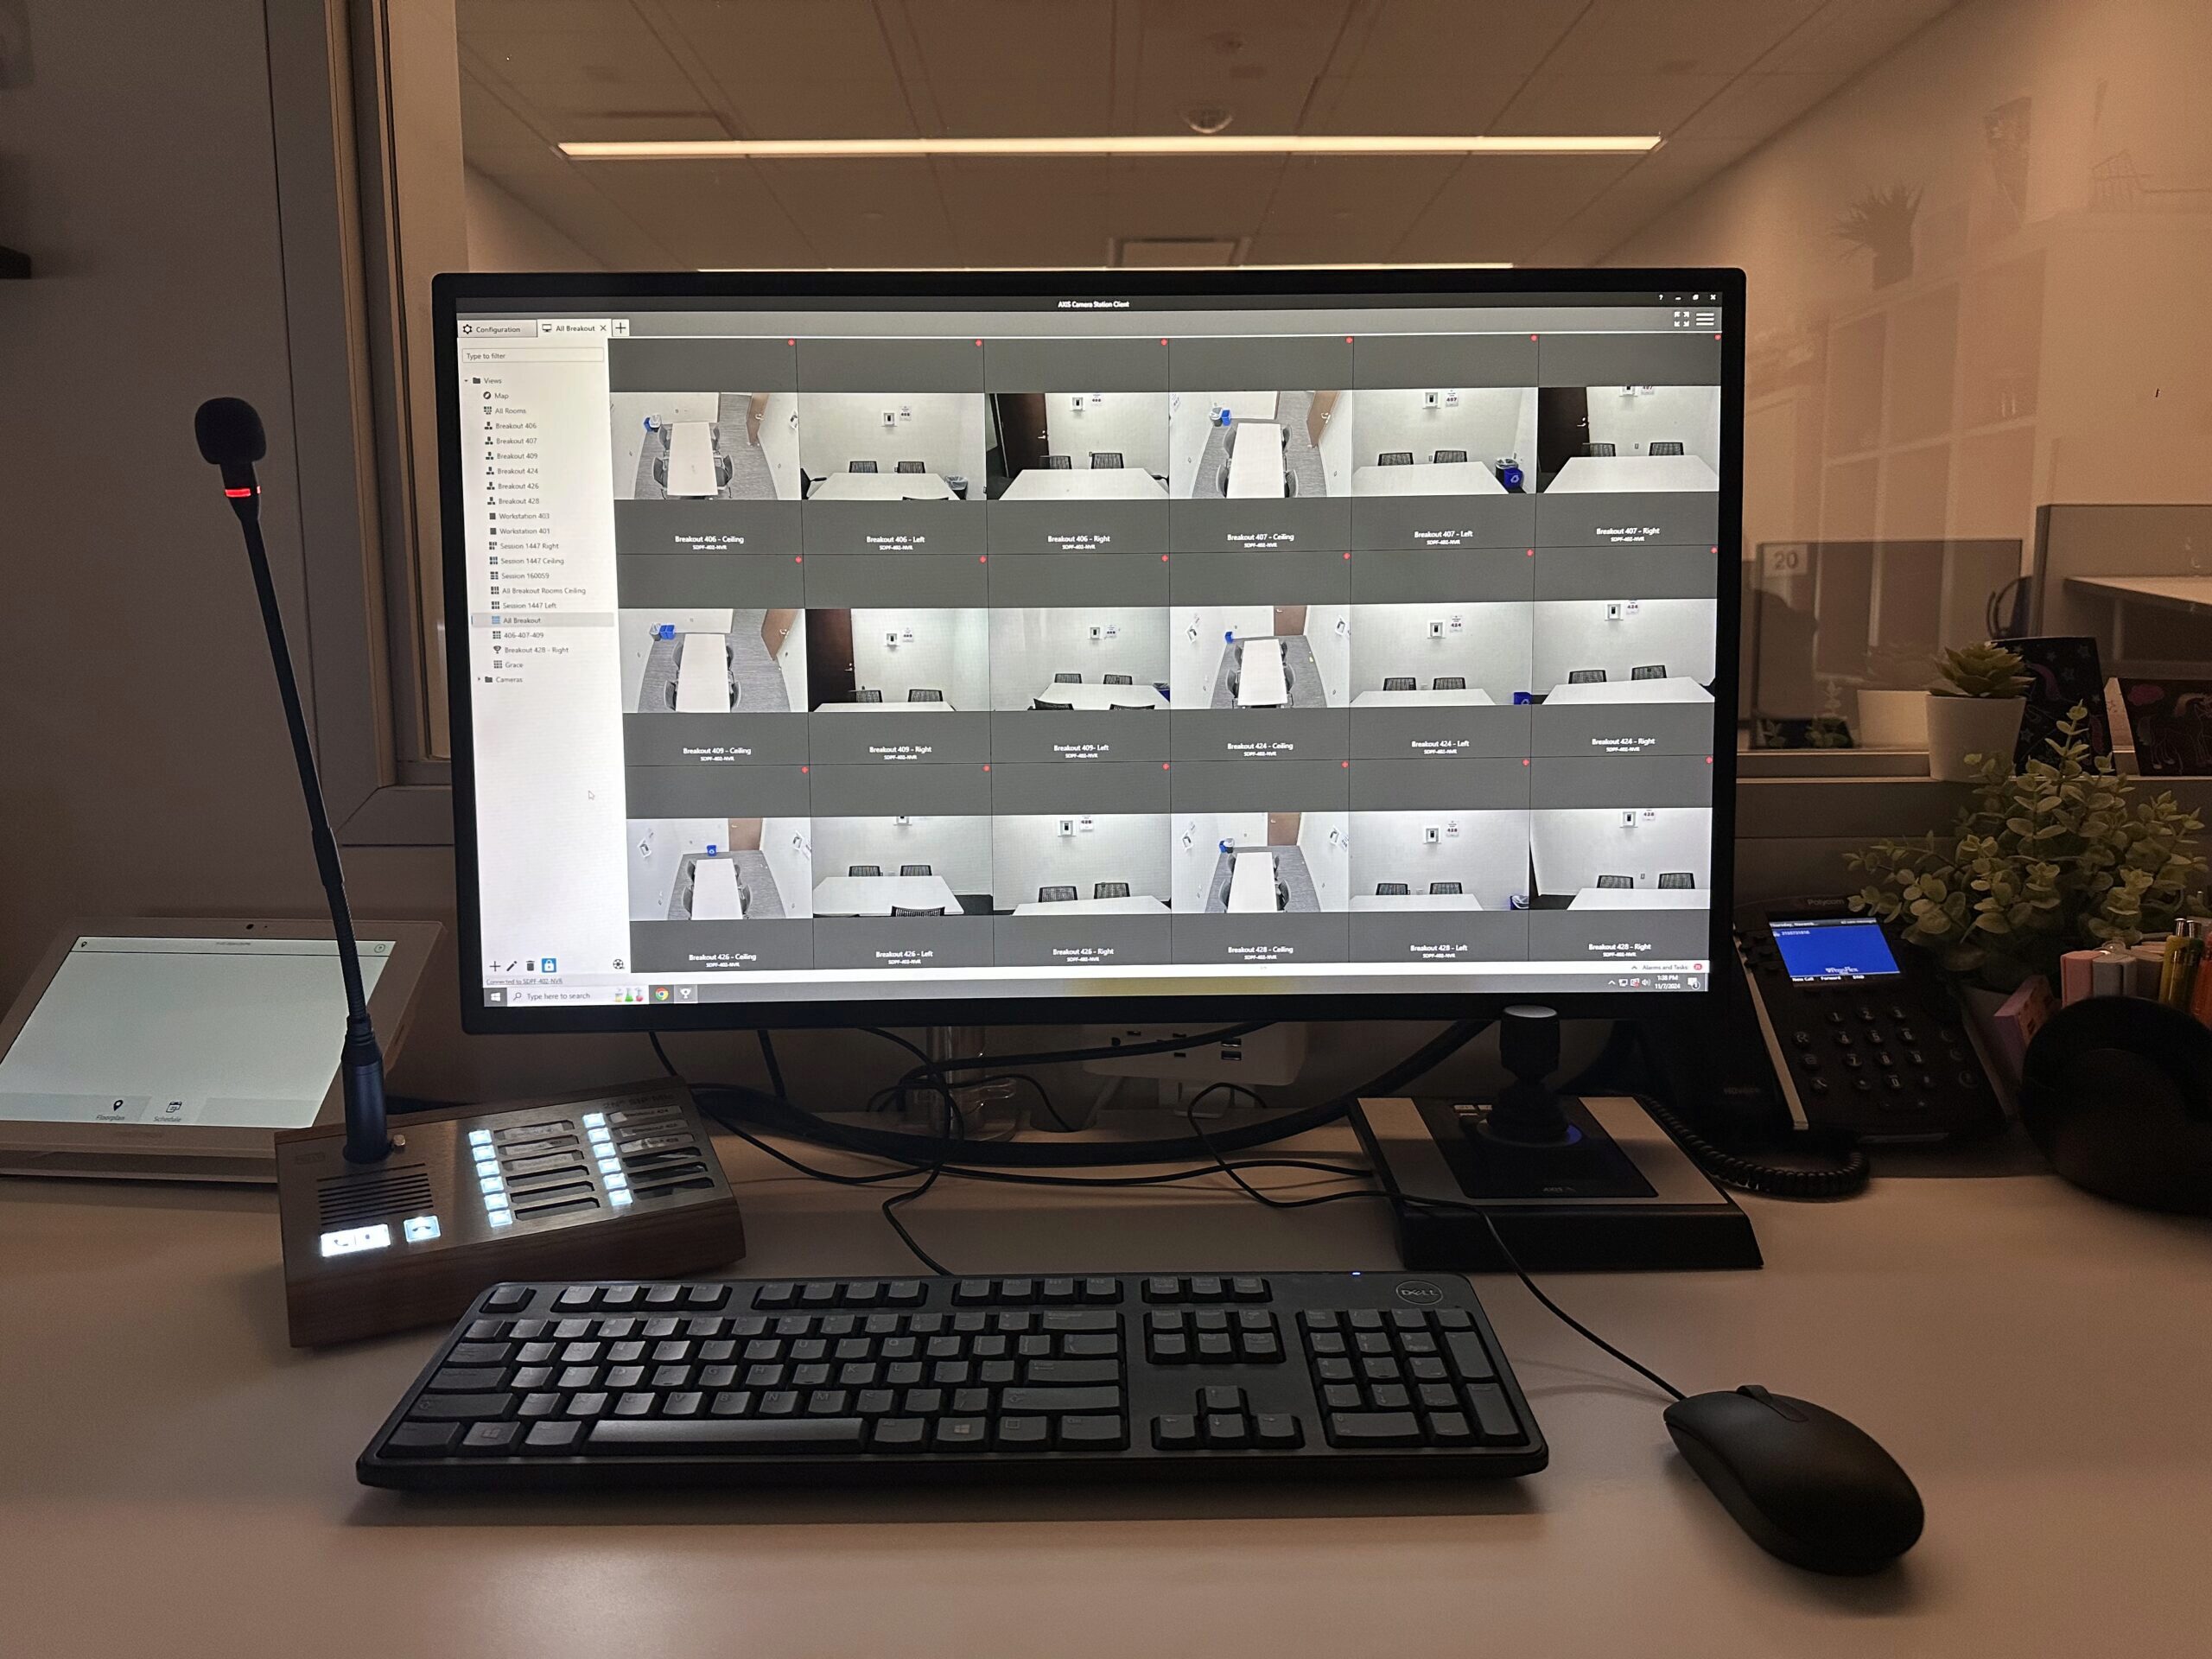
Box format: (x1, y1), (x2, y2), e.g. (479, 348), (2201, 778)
(358, 1272), (1547, 1490)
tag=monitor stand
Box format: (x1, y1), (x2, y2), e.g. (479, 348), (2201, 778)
(892, 1024), (1022, 1135)
(1351, 1007), (1761, 1272)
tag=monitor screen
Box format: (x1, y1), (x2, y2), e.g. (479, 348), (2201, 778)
(1770, 917), (1902, 982)
(440, 271), (1737, 1024)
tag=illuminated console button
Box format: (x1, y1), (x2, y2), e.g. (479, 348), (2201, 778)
(402, 1215), (442, 1244)
(582, 1111), (607, 1128)
(319, 1223), (392, 1258)
(488, 1209), (513, 1227)
(610, 1189), (633, 1207)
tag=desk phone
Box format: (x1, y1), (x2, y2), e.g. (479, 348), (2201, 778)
(1732, 899), (2006, 1144)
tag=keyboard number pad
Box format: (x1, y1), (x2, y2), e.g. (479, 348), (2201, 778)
(1298, 1308), (1522, 1449)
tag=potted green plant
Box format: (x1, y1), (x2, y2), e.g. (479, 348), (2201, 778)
(1925, 642), (2029, 781)
(1848, 709), (2206, 995)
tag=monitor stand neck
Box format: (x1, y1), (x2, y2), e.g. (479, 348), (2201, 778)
(916, 1025), (1021, 1136)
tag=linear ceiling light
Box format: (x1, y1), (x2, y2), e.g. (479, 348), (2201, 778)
(563, 135), (1660, 162)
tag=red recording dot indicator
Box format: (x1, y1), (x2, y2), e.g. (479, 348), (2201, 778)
(1706, 755), (1714, 764)
(800, 765), (810, 774)
(1161, 762), (1171, 771)
(1341, 760), (1350, 769)
(1343, 551), (1351, 560)
(1160, 338), (1169, 346)
(1526, 549), (1535, 556)
(975, 339), (983, 347)
(1522, 758), (1531, 766)
(982, 764), (990, 772)
(794, 555), (803, 563)
(1161, 554), (1169, 562)
(786, 338), (796, 346)
(1530, 334), (1539, 341)
(1714, 334), (1722, 340)
(979, 555), (988, 563)
(1345, 335), (1354, 344)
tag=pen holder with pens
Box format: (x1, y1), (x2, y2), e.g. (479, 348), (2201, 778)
(2020, 995), (2212, 1216)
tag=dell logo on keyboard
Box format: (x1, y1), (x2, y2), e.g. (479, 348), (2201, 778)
(1394, 1281), (1446, 1306)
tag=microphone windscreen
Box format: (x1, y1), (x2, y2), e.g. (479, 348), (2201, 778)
(194, 397), (267, 467)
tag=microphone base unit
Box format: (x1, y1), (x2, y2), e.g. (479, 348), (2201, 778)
(276, 1080), (747, 1346)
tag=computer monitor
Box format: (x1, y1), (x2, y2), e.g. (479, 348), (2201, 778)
(437, 269), (1742, 1032)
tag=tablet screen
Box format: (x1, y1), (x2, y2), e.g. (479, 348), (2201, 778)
(0, 936), (391, 1128)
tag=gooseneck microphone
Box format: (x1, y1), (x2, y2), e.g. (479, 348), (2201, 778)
(194, 397), (392, 1164)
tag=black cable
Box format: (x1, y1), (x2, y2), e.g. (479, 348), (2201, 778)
(1458, 1206), (1687, 1403)
(756, 1031), (787, 1100)
(699, 1017), (1489, 1169)
(1632, 1090), (1871, 1200)
(1181, 1084), (1374, 1211)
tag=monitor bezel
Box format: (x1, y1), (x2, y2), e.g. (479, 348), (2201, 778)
(435, 265), (1745, 1034)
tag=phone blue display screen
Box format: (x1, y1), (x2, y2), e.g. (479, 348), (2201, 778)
(1770, 917), (1902, 982)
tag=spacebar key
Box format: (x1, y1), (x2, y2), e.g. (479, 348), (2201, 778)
(589, 1418), (866, 1453)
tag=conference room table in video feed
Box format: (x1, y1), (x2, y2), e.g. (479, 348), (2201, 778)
(815, 702), (957, 714)
(1226, 851), (1280, 913)
(1545, 454), (1719, 493)
(1009, 895), (1172, 917)
(999, 469), (1168, 501)
(1350, 687), (1498, 708)
(809, 473), (957, 501)
(1226, 422), (1287, 499)
(1348, 893), (1486, 912)
(1349, 461), (1508, 496)
(1234, 639), (1289, 709)
(665, 421), (719, 499)
(1033, 683), (1168, 711)
(1567, 887), (1708, 910)
(1541, 677), (1713, 706)
(810, 874), (961, 918)
(689, 858), (746, 920)
(674, 633), (733, 712)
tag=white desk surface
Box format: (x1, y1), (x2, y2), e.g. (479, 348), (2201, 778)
(1235, 638), (1289, 709)
(689, 857), (745, 920)
(674, 632), (732, 713)
(1226, 850), (1278, 912)
(1545, 454), (1719, 493)
(810, 874), (960, 917)
(2065, 574), (2212, 612)
(1567, 887), (1708, 909)
(1009, 894), (1171, 917)
(810, 472), (956, 501)
(1351, 687), (1498, 708)
(816, 701), (956, 713)
(1227, 421), (1286, 499)
(1351, 461), (1508, 496)
(1542, 677), (1713, 706)
(1000, 468), (1168, 501)
(666, 421), (718, 498)
(1349, 892), (1486, 911)
(1031, 683), (1167, 711)
(8, 1134), (2209, 1657)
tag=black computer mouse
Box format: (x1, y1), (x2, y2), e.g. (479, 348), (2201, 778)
(1664, 1385), (1923, 1574)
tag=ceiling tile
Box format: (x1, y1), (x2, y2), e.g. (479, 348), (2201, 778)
(751, 158), (959, 265)
(1672, 71), (1853, 143)
(1538, 0), (1827, 78)
(1493, 72), (1734, 137)
(1131, 0), (1357, 134)
(897, 0), (1119, 135)
(1391, 155), (1643, 264)
(1335, 0), (1589, 81)
(1258, 155), (1465, 234)
(659, 0), (918, 137)
(932, 157), (1112, 266)
(1108, 155), (1283, 239)
(1758, 0), (1956, 74)
(1306, 73), (1529, 135)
